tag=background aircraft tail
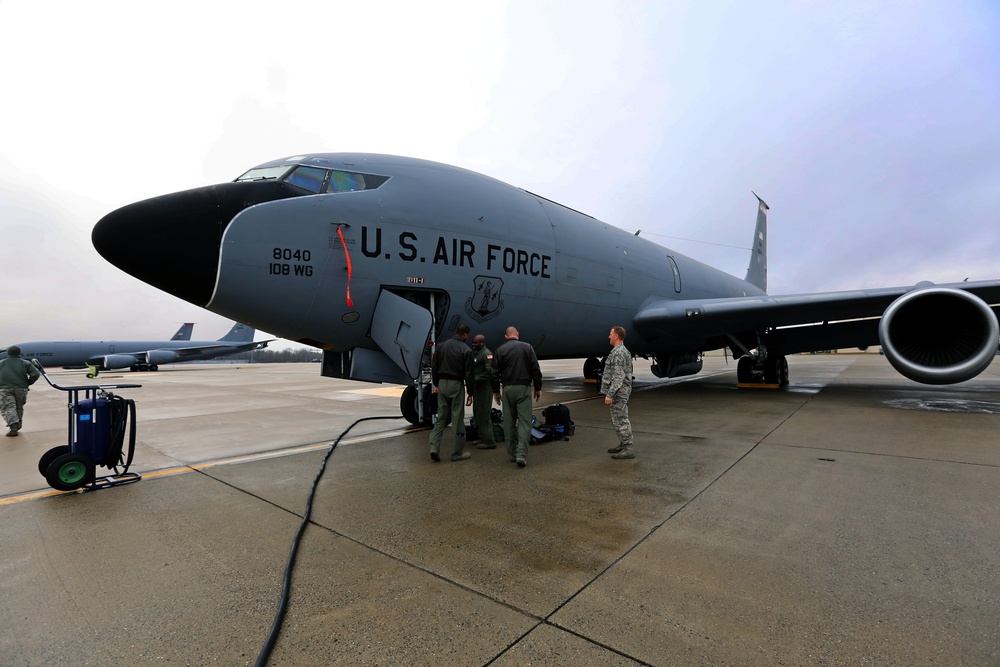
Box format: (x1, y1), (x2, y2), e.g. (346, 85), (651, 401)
(219, 322), (256, 342)
(744, 192), (768, 292)
(171, 323), (194, 341)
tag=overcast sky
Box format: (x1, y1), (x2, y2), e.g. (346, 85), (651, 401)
(1, 1), (998, 347)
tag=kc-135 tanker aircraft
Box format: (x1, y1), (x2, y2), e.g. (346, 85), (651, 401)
(92, 153), (1000, 423)
(1, 322), (268, 376)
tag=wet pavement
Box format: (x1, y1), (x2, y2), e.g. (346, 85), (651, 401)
(0, 355), (997, 665)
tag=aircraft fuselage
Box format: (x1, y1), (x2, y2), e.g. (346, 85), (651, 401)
(93, 153), (1000, 394)
(95, 154), (763, 366)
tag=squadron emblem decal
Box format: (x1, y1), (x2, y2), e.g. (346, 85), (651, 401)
(465, 275), (504, 323)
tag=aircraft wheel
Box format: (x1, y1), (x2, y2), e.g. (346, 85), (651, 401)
(736, 356), (753, 383)
(400, 385), (420, 424)
(38, 446), (70, 476)
(150, 364), (158, 371)
(763, 357), (778, 384)
(583, 356), (603, 380)
(130, 365), (139, 372)
(45, 452), (96, 491)
(400, 385), (436, 425)
(762, 356), (789, 385)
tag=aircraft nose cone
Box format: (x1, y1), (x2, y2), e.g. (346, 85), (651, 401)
(93, 185), (231, 306)
(93, 181), (300, 307)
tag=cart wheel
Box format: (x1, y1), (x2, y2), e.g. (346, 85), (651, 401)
(38, 446), (71, 476)
(86, 372), (97, 379)
(45, 453), (96, 491)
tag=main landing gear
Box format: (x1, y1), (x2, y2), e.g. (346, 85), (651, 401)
(736, 354), (789, 386)
(129, 364), (159, 372)
(85, 363), (158, 379)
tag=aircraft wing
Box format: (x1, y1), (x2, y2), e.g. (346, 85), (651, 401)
(165, 339), (272, 360)
(87, 339), (274, 372)
(635, 279), (1000, 360)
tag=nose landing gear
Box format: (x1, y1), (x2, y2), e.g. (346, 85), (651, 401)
(400, 382), (437, 425)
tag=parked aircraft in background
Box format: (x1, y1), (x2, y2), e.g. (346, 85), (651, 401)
(1, 323), (192, 367)
(92, 153), (1000, 423)
(0, 322), (270, 376)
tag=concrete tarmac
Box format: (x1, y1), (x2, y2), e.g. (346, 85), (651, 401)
(0, 355), (998, 666)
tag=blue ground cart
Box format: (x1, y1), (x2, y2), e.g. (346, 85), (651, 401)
(32, 360), (142, 491)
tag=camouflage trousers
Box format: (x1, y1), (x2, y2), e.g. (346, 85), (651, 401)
(0, 388), (28, 428)
(609, 391), (632, 448)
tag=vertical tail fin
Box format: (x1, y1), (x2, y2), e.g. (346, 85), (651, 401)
(744, 192), (768, 293)
(219, 322), (256, 342)
(171, 323), (194, 341)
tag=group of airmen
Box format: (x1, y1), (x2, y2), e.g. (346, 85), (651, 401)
(3, 326), (635, 465)
(429, 324), (635, 468)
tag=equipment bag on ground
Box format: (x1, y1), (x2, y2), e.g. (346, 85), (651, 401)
(491, 408), (504, 441)
(542, 403), (574, 436)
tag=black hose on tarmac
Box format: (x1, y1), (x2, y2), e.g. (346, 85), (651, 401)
(256, 415), (404, 667)
(105, 394), (137, 472)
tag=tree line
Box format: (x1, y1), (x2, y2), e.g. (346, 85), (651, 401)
(222, 347), (322, 363)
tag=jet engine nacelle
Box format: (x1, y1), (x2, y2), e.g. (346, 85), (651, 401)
(651, 353), (703, 379)
(878, 285), (1000, 385)
(100, 354), (140, 370)
(143, 349), (180, 365)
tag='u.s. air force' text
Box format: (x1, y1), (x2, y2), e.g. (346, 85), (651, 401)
(362, 227), (552, 278)
(267, 228), (553, 279)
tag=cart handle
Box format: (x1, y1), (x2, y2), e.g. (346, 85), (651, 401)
(31, 359), (142, 392)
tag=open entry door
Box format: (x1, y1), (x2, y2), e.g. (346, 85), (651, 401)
(370, 290), (434, 379)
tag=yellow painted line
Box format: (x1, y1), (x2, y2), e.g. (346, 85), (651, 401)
(345, 386), (406, 397)
(0, 489), (65, 505)
(0, 426), (424, 506)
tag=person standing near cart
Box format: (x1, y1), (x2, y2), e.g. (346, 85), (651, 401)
(0, 345), (40, 437)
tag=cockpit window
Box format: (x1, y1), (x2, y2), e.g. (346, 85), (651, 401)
(327, 170), (388, 193)
(236, 163), (390, 194)
(284, 166), (328, 193)
(234, 165), (292, 182)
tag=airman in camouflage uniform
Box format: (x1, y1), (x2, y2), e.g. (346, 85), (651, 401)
(0, 345), (40, 437)
(601, 326), (634, 459)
